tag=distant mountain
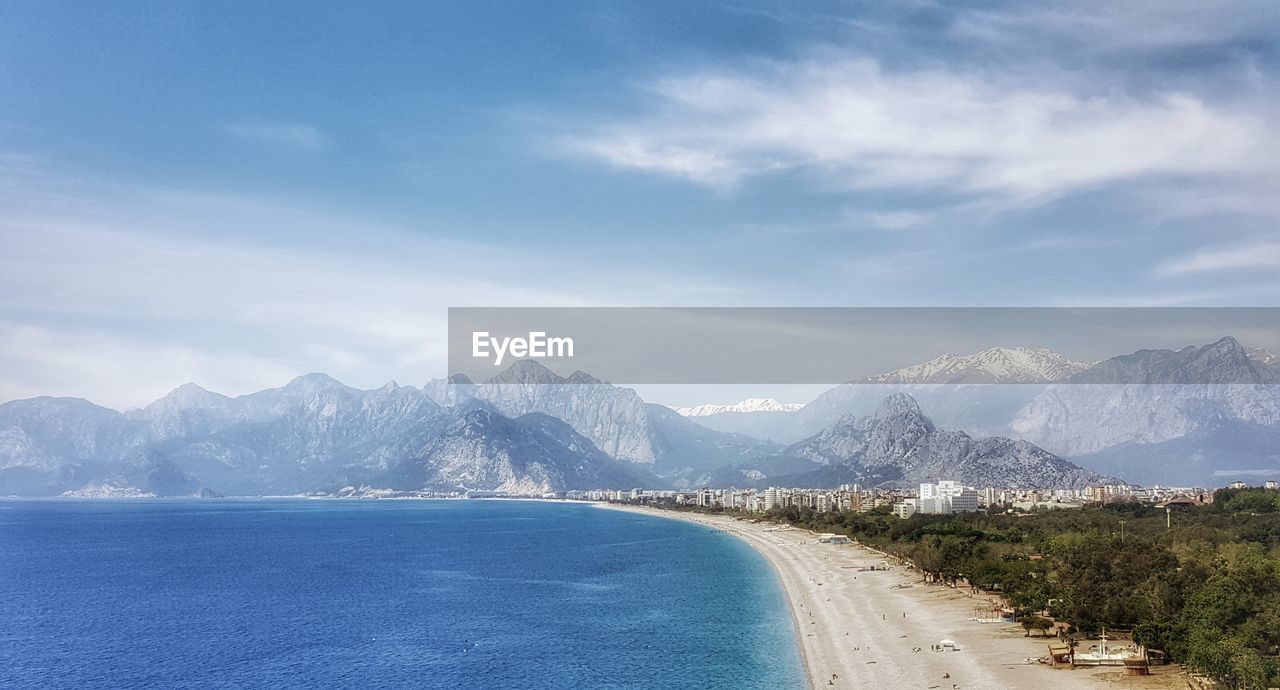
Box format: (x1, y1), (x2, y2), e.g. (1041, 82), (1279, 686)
(861, 346), (1088, 384)
(686, 383), (1045, 445)
(473, 361), (658, 463)
(375, 406), (654, 494)
(469, 361), (777, 485)
(1250, 346), (1280, 371)
(1063, 336), (1280, 385)
(1013, 338), (1280, 484)
(1067, 420), (1280, 487)
(0, 374), (662, 496)
(8, 336), (1278, 495)
(675, 399), (804, 416)
(680, 347), (1084, 443)
(686, 338), (1280, 487)
(714, 393), (1106, 489)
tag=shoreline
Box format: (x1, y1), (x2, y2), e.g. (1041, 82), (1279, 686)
(597, 503), (1189, 690)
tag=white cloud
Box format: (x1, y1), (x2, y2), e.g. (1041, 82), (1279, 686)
(0, 321), (299, 411)
(223, 122), (328, 151)
(845, 209), (936, 232)
(0, 167), (762, 408)
(1156, 243), (1280, 276)
(951, 0), (1280, 56)
(562, 58), (1276, 205)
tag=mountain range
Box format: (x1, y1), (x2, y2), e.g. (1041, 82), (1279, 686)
(713, 393), (1105, 489)
(0, 374), (657, 497)
(679, 337), (1280, 486)
(3, 337), (1276, 495)
(1, 361), (1103, 496)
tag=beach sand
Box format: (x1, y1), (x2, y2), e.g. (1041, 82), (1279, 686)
(598, 504), (1190, 690)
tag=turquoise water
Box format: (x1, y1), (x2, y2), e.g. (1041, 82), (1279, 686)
(0, 499), (804, 688)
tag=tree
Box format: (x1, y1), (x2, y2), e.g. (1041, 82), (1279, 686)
(1021, 615), (1053, 637)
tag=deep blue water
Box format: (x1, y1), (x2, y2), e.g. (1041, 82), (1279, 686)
(0, 499), (803, 688)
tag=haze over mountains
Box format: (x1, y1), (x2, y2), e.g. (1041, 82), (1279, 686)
(0, 374), (657, 497)
(2, 337), (1277, 496)
(683, 337), (1280, 486)
(723, 393), (1106, 489)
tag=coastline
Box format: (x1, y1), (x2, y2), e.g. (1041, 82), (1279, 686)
(596, 503), (1188, 690)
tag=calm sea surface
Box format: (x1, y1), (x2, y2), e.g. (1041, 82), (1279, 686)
(0, 499), (803, 688)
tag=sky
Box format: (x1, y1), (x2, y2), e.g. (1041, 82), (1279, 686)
(3, 0), (1280, 409)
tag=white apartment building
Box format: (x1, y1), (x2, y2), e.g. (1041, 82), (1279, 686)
(893, 498), (918, 518)
(917, 480), (980, 515)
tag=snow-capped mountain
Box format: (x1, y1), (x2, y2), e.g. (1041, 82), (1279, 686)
(862, 346), (1088, 384)
(674, 398), (804, 416)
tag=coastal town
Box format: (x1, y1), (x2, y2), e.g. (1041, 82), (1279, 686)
(566, 480), (1241, 515)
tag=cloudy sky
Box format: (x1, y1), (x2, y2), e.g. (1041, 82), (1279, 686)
(3, 1), (1280, 409)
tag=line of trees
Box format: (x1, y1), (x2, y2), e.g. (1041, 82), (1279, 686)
(735, 489), (1280, 689)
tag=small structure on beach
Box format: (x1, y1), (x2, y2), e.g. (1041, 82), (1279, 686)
(1047, 643), (1074, 668)
(816, 533), (851, 544)
(970, 605), (1014, 623)
(1074, 630), (1139, 666)
(1123, 656), (1151, 676)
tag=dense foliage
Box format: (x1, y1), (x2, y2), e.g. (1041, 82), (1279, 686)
(739, 490), (1280, 689)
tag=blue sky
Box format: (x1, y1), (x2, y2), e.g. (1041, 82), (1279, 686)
(3, 1), (1280, 408)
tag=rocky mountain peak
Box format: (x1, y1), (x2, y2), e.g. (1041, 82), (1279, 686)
(483, 359), (565, 385)
(142, 382), (229, 414)
(873, 392), (926, 421)
(284, 372), (349, 392)
(566, 370), (603, 385)
(767, 394), (1105, 488)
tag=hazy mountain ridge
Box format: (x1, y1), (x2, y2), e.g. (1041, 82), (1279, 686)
(473, 361), (659, 463)
(1012, 337), (1280, 484)
(677, 345), (1087, 442)
(377, 407), (654, 494)
(686, 338), (1280, 486)
(468, 361), (779, 485)
(716, 393), (1105, 489)
(5, 337), (1278, 495)
(0, 373), (663, 496)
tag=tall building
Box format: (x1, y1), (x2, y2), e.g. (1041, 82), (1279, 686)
(918, 480), (980, 514)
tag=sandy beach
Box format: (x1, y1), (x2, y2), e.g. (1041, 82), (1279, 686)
(598, 504), (1190, 690)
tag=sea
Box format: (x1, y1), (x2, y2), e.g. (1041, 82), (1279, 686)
(0, 499), (804, 688)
